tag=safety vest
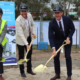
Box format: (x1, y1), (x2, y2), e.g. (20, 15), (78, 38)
(0, 19), (8, 46)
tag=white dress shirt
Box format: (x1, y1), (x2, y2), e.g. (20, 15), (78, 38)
(52, 17), (64, 49)
(25, 17), (30, 37)
(24, 17), (30, 45)
(56, 17), (64, 31)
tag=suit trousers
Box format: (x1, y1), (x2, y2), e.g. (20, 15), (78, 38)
(17, 36), (32, 74)
(0, 45), (3, 74)
(54, 44), (72, 77)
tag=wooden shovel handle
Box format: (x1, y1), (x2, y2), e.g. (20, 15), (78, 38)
(24, 38), (34, 59)
(45, 41), (67, 66)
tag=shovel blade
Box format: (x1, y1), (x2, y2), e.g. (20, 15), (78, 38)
(0, 57), (6, 62)
(17, 59), (30, 65)
(34, 64), (48, 73)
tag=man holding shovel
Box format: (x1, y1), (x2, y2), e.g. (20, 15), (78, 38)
(0, 8), (8, 80)
(16, 3), (36, 77)
(48, 5), (75, 80)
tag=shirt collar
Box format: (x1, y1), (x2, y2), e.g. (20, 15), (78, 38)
(56, 17), (62, 23)
(25, 16), (28, 20)
(21, 15), (28, 20)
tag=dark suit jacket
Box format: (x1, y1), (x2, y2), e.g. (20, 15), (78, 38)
(48, 16), (75, 48)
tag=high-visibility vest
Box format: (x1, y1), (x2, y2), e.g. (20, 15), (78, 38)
(0, 19), (8, 46)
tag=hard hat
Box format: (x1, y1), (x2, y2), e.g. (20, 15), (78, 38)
(19, 3), (28, 11)
(53, 5), (63, 12)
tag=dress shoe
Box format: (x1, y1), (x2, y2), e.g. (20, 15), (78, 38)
(66, 77), (71, 80)
(27, 70), (36, 75)
(21, 73), (26, 78)
(50, 74), (60, 80)
(0, 75), (4, 80)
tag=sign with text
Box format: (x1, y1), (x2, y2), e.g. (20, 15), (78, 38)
(0, 2), (17, 65)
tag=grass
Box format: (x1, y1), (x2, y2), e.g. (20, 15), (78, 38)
(71, 45), (80, 51)
(33, 45), (80, 51)
(16, 45), (80, 51)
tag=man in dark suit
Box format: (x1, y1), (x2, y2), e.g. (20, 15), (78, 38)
(48, 5), (75, 80)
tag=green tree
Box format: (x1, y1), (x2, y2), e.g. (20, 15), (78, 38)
(15, 0), (51, 19)
(56, 0), (73, 16)
(15, 0), (28, 18)
(51, 3), (54, 10)
(42, 7), (53, 18)
(73, 0), (80, 16)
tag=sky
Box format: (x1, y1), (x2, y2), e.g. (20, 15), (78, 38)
(51, 0), (57, 3)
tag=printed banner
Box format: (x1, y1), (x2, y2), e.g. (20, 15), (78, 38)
(0, 2), (17, 65)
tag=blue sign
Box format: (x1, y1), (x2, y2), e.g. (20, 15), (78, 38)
(0, 2), (17, 66)
(0, 2), (15, 28)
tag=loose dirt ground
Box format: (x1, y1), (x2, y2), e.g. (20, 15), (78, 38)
(3, 50), (80, 80)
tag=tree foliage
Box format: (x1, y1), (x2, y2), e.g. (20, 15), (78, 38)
(15, 0), (51, 19)
(73, 0), (80, 16)
(56, 0), (73, 16)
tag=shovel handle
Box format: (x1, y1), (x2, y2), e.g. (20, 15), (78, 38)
(24, 38), (34, 60)
(45, 42), (67, 66)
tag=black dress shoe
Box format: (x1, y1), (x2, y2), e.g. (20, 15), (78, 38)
(66, 77), (71, 80)
(21, 73), (26, 78)
(27, 70), (36, 75)
(0, 75), (4, 80)
(50, 74), (60, 80)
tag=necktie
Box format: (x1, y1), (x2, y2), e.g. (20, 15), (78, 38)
(59, 21), (65, 37)
(59, 21), (63, 31)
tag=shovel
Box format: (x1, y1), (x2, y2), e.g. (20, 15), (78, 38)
(17, 38), (34, 65)
(0, 57), (6, 62)
(33, 41), (67, 73)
